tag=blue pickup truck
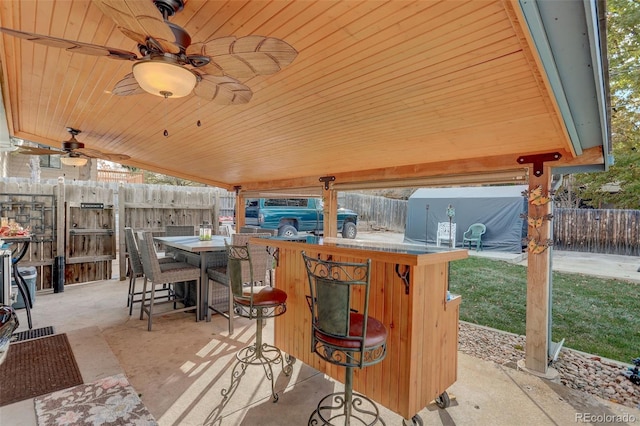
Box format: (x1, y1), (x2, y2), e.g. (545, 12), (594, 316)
(244, 198), (358, 238)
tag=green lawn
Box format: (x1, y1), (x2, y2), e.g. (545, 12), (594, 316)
(449, 256), (640, 363)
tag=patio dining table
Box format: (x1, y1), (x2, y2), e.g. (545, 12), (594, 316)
(154, 235), (230, 321)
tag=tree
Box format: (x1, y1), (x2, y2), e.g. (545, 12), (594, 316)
(142, 171), (206, 186)
(120, 164), (205, 186)
(569, 0), (640, 209)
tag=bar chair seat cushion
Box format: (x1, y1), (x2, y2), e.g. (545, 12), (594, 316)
(159, 262), (199, 273)
(234, 286), (287, 307)
(315, 313), (387, 349)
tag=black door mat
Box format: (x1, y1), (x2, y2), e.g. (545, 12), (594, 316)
(11, 326), (55, 342)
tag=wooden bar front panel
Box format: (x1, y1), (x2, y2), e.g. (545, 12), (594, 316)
(271, 243), (462, 419)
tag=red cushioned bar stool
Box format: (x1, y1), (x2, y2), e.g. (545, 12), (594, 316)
(302, 252), (388, 425)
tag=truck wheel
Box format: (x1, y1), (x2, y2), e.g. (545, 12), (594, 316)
(278, 224), (298, 237)
(341, 222), (357, 239)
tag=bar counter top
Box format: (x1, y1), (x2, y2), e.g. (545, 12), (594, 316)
(250, 235), (468, 265)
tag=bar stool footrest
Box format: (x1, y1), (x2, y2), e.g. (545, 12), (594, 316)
(221, 343), (294, 402)
(308, 391), (386, 426)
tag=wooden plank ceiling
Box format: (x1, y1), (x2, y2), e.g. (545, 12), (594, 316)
(0, 0), (601, 191)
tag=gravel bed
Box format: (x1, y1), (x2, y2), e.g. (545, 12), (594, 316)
(458, 322), (640, 409)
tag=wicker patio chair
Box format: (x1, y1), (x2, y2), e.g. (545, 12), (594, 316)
(124, 227), (176, 316)
(137, 231), (201, 331)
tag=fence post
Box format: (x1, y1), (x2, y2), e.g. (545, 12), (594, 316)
(54, 177), (66, 292)
(118, 182), (127, 281)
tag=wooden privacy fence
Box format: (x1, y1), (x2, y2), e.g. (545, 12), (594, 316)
(1, 178), (115, 289)
(0, 178), (233, 291)
(341, 193), (407, 232)
(553, 208), (640, 256)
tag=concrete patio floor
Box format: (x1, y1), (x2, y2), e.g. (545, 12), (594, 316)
(3, 234), (640, 425)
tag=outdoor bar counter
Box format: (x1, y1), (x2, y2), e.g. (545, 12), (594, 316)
(251, 236), (468, 421)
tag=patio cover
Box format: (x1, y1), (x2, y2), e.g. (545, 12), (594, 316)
(0, 0), (609, 192)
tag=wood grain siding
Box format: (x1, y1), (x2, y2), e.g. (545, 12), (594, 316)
(0, 0), (580, 189)
(255, 238), (465, 419)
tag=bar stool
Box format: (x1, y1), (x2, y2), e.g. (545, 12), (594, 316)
(221, 242), (293, 402)
(302, 252), (387, 425)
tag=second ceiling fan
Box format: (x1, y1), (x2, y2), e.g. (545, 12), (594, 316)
(15, 128), (131, 165)
(0, 0), (298, 104)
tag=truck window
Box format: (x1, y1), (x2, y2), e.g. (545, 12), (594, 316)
(265, 199), (288, 207)
(287, 199), (308, 207)
(246, 199), (259, 207)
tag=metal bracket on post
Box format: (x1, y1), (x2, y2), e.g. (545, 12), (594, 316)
(517, 152), (562, 177)
(395, 264), (410, 295)
(269, 247), (280, 266)
(318, 176), (335, 190)
(233, 185), (241, 195)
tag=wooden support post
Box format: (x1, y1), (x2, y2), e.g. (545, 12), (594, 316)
(322, 187), (338, 238)
(525, 165), (552, 374)
(235, 192), (246, 230)
(54, 177), (66, 292)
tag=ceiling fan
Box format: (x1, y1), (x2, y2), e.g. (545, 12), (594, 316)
(0, 0), (298, 104)
(15, 128), (131, 166)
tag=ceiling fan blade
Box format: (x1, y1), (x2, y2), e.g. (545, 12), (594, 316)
(76, 148), (130, 162)
(94, 0), (180, 54)
(0, 27), (138, 60)
(112, 73), (146, 96)
(188, 36), (298, 79)
(193, 75), (253, 105)
(15, 146), (64, 156)
(186, 36), (234, 77)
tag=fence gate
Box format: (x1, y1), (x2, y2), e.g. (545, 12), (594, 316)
(65, 201), (115, 283)
(59, 185), (117, 284)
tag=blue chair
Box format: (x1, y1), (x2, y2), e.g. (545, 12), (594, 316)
(463, 223), (486, 251)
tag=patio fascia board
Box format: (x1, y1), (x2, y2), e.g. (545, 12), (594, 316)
(235, 146), (604, 193)
(516, 0), (612, 171)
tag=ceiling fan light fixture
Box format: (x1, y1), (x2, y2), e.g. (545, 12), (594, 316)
(133, 56), (197, 98)
(60, 155), (87, 167)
